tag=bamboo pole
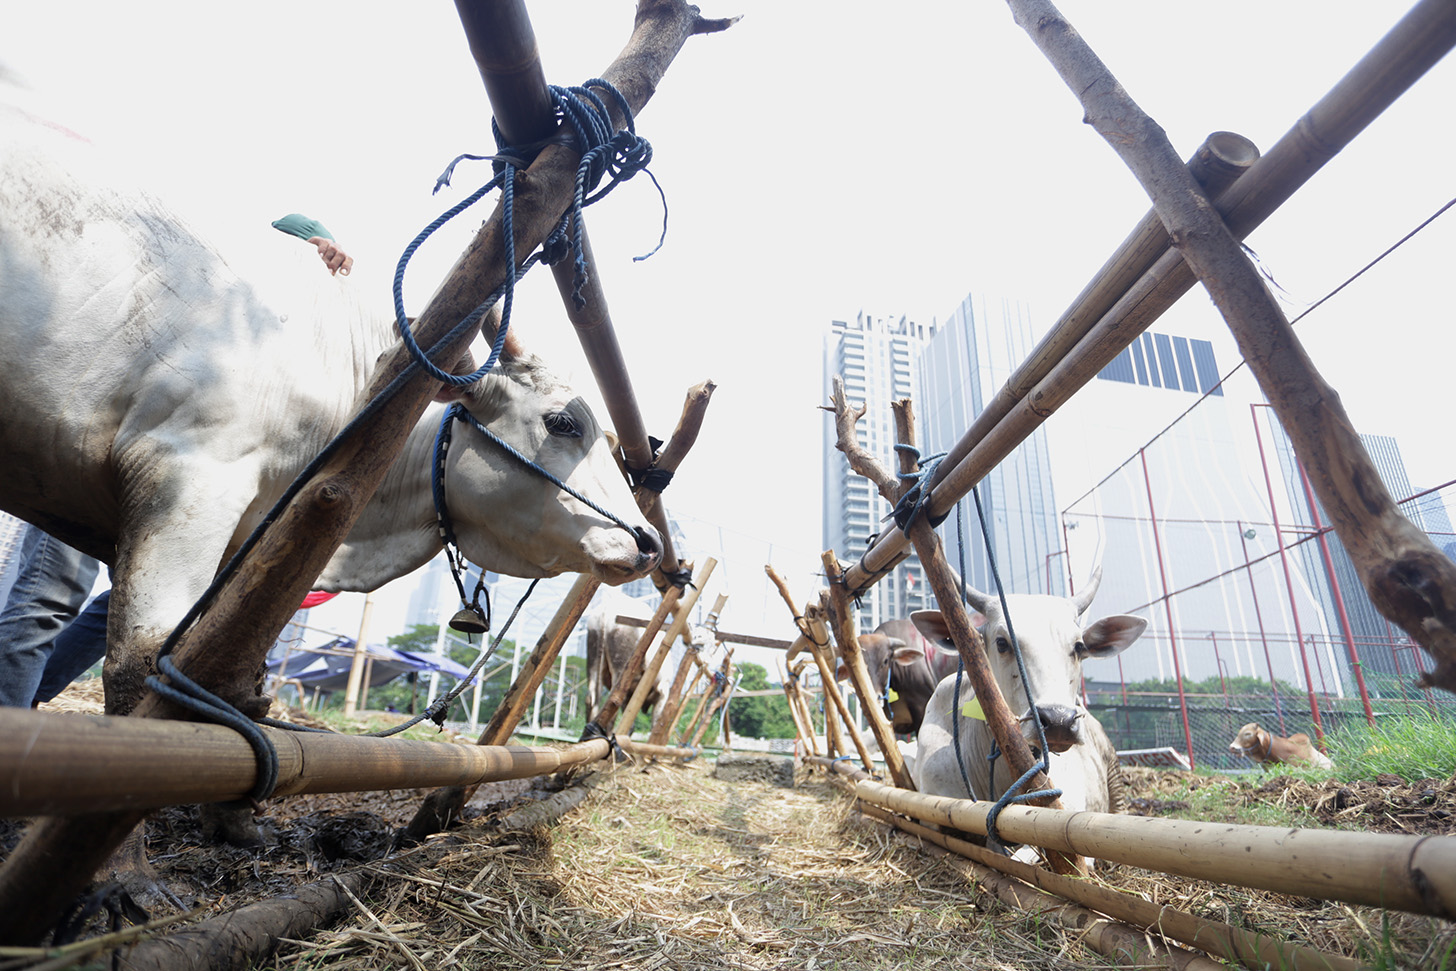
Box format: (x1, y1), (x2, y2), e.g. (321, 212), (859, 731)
(0, 3), (735, 941)
(820, 552), (913, 788)
(615, 557), (716, 735)
(0, 707), (609, 817)
(1008, 0), (1456, 692)
(587, 582), (683, 731)
(404, 574), (601, 842)
(802, 598), (875, 772)
(852, 775), (1456, 918)
(617, 738), (699, 760)
(856, 805), (1261, 971)
(857, 802), (1356, 971)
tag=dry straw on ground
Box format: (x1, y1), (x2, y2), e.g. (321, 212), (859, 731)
(15, 685), (1455, 970)
(261, 757), (1451, 971)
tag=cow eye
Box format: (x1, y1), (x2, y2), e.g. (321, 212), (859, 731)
(544, 412), (582, 438)
(995, 636), (1011, 654)
(1073, 640), (1087, 656)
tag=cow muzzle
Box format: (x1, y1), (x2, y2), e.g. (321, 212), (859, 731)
(1030, 705), (1083, 753)
(632, 525), (664, 573)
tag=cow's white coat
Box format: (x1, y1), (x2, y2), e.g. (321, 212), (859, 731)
(0, 86), (659, 712)
(909, 574), (1144, 866)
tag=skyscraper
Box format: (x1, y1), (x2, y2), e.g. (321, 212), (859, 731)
(919, 294), (1064, 600)
(1049, 330), (1340, 694)
(822, 312), (936, 631)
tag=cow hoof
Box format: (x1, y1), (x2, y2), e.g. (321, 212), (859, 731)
(198, 802), (269, 849)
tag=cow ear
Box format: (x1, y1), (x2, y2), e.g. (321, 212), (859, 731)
(1080, 614), (1147, 657)
(834, 659), (851, 682)
(910, 609), (986, 648)
(892, 644), (923, 665)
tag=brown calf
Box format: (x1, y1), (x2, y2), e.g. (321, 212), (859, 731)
(1228, 722), (1334, 770)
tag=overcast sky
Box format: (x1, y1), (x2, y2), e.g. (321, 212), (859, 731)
(7, 2), (1452, 668)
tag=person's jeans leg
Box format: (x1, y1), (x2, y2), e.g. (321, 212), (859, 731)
(0, 526), (101, 707)
(34, 588), (110, 704)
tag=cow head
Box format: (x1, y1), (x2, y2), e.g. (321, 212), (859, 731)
(1229, 722), (1270, 760)
(438, 349), (661, 584)
(911, 568), (1145, 754)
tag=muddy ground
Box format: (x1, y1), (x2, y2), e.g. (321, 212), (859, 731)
(5, 695), (1454, 969)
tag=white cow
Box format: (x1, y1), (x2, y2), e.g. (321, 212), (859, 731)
(910, 570), (1144, 866)
(0, 82), (662, 716)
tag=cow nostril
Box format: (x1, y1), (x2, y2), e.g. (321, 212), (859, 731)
(1035, 705), (1081, 732)
(633, 525), (663, 560)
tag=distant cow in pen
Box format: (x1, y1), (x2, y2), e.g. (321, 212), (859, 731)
(1228, 722), (1334, 770)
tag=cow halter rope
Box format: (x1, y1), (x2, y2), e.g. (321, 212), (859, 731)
(892, 445), (1062, 853)
(144, 78), (665, 802)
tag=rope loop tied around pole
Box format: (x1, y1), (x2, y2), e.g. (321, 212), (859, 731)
(394, 77), (667, 391)
(145, 655), (280, 802)
(890, 445), (950, 533)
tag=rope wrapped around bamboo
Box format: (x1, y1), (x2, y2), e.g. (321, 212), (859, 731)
(852, 776), (1456, 918)
(0, 708), (611, 817)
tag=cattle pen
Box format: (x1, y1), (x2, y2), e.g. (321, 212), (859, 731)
(3, 1), (1456, 969)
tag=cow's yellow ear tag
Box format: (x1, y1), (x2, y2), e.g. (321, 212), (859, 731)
(887, 688), (900, 703)
(960, 698), (986, 721)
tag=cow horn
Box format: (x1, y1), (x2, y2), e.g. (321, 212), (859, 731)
(1073, 565), (1103, 616)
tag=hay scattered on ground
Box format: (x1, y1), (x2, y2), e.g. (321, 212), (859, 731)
(13, 685), (1455, 970)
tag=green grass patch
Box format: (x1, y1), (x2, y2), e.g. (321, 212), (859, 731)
(1325, 712), (1456, 783)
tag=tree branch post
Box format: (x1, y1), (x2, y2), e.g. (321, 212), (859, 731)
(820, 552), (914, 789)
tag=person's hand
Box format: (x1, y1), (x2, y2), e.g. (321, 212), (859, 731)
(309, 236), (354, 276)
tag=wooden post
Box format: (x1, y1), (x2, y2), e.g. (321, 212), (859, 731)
(342, 593), (376, 718)
(685, 650), (734, 748)
(820, 552), (913, 789)
(615, 557), (716, 735)
(670, 656), (710, 739)
(479, 576), (600, 745)
(1007, 0), (1456, 693)
(647, 593), (723, 743)
(0, 3), (736, 939)
(646, 643), (700, 745)
(802, 596), (875, 773)
(586, 582), (683, 732)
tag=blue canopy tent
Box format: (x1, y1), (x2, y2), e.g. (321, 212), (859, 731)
(267, 637), (473, 694)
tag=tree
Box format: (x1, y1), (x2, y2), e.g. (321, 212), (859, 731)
(726, 661), (797, 739)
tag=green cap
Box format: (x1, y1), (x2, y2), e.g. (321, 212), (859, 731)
(271, 213), (334, 241)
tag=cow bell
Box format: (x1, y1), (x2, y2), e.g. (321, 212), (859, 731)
(448, 605), (490, 635)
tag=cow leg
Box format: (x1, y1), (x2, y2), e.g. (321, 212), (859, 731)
(104, 470), (264, 716)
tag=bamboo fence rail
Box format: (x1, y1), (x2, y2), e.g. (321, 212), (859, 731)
(0, 708), (613, 818)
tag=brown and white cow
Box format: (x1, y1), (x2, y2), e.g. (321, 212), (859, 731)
(834, 618), (958, 736)
(1228, 722), (1334, 770)
(909, 569), (1144, 866)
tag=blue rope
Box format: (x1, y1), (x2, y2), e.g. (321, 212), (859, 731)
(393, 79), (665, 387)
(441, 403), (638, 534)
(891, 445), (950, 533)
(146, 655), (279, 801)
(970, 485), (1061, 851)
(142, 77), (661, 796)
